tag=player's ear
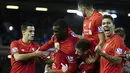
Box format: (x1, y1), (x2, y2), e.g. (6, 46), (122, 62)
(22, 30), (25, 35)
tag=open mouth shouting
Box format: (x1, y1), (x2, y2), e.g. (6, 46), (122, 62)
(103, 26), (112, 37)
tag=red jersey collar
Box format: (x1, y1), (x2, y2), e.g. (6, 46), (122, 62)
(105, 34), (117, 42)
(19, 39), (32, 45)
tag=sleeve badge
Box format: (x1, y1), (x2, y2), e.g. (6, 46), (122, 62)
(67, 56), (74, 62)
(12, 47), (18, 53)
(98, 26), (103, 32)
(116, 48), (122, 54)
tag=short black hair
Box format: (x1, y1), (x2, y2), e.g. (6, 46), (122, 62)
(102, 15), (114, 22)
(53, 19), (68, 30)
(115, 27), (125, 38)
(75, 39), (90, 52)
(78, 0), (94, 8)
(21, 22), (34, 31)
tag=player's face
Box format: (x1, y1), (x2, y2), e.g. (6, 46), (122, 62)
(75, 48), (83, 58)
(52, 26), (66, 40)
(102, 18), (115, 38)
(23, 26), (35, 41)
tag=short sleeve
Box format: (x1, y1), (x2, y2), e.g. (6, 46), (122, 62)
(94, 16), (103, 33)
(10, 41), (19, 55)
(113, 37), (125, 57)
(68, 27), (77, 37)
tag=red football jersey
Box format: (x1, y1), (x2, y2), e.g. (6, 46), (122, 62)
(100, 34), (125, 73)
(40, 27), (75, 51)
(82, 10), (103, 45)
(40, 35), (79, 73)
(10, 39), (39, 73)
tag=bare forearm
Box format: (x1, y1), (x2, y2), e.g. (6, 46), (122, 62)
(98, 40), (104, 48)
(101, 53), (122, 64)
(14, 53), (35, 61)
(98, 33), (105, 47)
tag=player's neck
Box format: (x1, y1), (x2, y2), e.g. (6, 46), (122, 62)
(22, 37), (31, 43)
(85, 8), (94, 17)
(105, 32), (115, 39)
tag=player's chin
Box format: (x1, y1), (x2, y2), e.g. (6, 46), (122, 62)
(29, 38), (34, 41)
